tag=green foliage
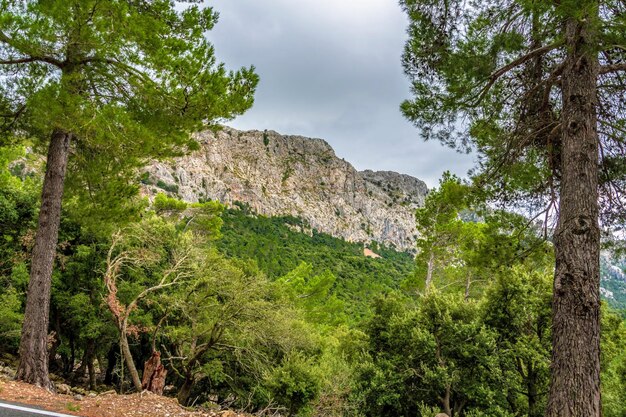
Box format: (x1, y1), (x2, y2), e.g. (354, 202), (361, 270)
(482, 268), (552, 416)
(600, 305), (626, 417)
(0, 286), (23, 351)
(156, 180), (179, 195)
(264, 352), (321, 417)
(355, 291), (502, 416)
(153, 193), (188, 213)
(276, 262), (346, 326)
(408, 173), (552, 298)
(0, 146), (38, 277)
(159, 249), (316, 407)
(218, 208), (414, 320)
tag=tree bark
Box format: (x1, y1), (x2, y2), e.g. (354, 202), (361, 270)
(16, 128), (72, 390)
(177, 374), (194, 406)
(120, 331), (142, 392)
(425, 250), (435, 289)
(527, 365), (539, 417)
(546, 6), (601, 416)
(142, 351), (167, 395)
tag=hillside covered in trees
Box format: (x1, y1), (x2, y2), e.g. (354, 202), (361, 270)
(2, 147), (626, 416)
(2, 1), (626, 417)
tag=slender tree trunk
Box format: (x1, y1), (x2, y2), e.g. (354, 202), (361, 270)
(527, 365), (539, 417)
(546, 6), (601, 416)
(87, 354), (96, 391)
(425, 250), (435, 289)
(104, 344), (117, 386)
(16, 129), (72, 390)
(441, 385), (452, 417)
(177, 374), (194, 406)
(120, 331), (143, 392)
(73, 347), (89, 381)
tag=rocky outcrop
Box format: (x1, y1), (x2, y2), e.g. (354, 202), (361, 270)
(143, 127), (428, 251)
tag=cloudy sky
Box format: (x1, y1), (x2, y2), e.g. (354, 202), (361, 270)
(206, 0), (475, 187)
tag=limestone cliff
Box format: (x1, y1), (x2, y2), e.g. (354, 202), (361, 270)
(143, 127), (428, 251)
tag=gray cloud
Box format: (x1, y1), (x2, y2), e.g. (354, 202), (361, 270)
(206, 0), (475, 187)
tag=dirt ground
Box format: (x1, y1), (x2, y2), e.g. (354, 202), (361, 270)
(0, 376), (247, 417)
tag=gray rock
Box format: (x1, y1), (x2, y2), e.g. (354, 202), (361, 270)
(143, 127), (428, 251)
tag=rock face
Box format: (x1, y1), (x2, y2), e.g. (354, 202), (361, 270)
(143, 127), (428, 251)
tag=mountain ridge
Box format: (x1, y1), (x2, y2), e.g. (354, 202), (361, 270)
(142, 127), (428, 251)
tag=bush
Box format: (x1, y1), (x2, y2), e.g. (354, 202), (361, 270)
(0, 286), (24, 352)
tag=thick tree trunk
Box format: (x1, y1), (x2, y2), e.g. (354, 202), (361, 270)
(16, 129), (72, 390)
(142, 351), (167, 395)
(546, 7), (601, 417)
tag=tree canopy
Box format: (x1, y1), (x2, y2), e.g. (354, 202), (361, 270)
(1, 0), (258, 389)
(400, 1), (626, 414)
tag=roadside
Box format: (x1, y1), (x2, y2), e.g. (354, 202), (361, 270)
(0, 376), (247, 417)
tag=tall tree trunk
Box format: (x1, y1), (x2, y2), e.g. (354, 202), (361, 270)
(546, 6), (601, 416)
(120, 331), (142, 392)
(16, 129), (72, 390)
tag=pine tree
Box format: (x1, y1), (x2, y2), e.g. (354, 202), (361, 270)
(0, 0), (257, 389)
(400, 0), (626, 414)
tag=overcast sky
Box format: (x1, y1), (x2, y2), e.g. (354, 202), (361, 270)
(206, 0), (475, 187)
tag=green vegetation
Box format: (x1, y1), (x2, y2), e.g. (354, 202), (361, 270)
(0, 148), (626, 416)
(217, 207), (414, 319)
(1, 1), (625, 415)
(400, 0), (626, 413)
(1, 0), (259, 389)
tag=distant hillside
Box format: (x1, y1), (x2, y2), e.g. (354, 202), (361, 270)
(142, 127), (428, 251)
(601, 253), (626, 311)
(138, 126), (626, 311)
(216, 206), (415, 319)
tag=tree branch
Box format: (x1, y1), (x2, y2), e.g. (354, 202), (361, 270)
(473, 41), (563, 105)
(0, 31), (63, 68)
(600, 63), (626, 74)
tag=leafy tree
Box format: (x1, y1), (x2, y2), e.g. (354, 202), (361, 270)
(159, 251), (306, 406)
(0, 0), (257, 388)
(356, 292), (504, 417)
(400, 1), (626, 412)
(409, 173), (551, 300)
(103, 215), (201, 392)
(482, 267), (552, 417)
(264, 352), (321, 416)
(413, 173), (470, 291)
(276, 262), (346, 326)
(599, 304), (626, 417)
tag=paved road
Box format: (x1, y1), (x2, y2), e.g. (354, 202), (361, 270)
(0, 401), (80, 417)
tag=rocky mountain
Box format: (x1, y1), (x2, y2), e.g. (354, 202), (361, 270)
(143, 127), (428, 251)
